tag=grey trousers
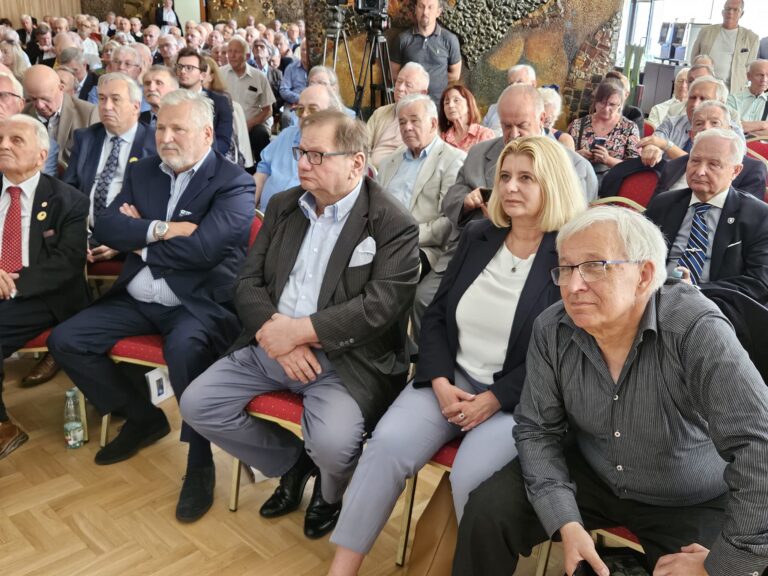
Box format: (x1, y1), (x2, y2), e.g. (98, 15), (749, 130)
(180, 344), (366, 504)
(330, 370), (518, 554)
(411, 266), (444, 344)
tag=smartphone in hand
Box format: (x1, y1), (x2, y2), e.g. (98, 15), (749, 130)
(591, 137), (607, 150)
(479, 187), (493, 203)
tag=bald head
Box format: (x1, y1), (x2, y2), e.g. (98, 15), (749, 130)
(23, 65), (65, 119)
(497, 84), (545, 143)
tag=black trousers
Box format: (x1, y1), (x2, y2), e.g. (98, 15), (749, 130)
(0, 297), (57, 421)
(48, 293), (218, 443)
(452, 446), (728, 576)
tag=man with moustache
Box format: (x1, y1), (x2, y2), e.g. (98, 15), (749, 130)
(140, 65), (179, 127)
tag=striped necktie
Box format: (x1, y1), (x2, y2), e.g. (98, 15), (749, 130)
(677, 203), (712, 285)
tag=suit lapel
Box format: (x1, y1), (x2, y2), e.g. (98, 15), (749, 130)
(409, 140), (442, 210)
(274, 202), (310, 301)
(661, 189), (691, 247)
(129, 123), (153, 159)
(84, 126), (106, 193)
(484, 139), (504, 185)
(28, 175), (53, 264)
(170, 150), (216, 218)
(710, 187), (739, 276)
(316, 182), (370, 311)
(57, 96), (75, 151)
(452, 224), (507, 308)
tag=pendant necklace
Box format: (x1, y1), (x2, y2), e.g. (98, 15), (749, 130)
(511, 255), (523, 273)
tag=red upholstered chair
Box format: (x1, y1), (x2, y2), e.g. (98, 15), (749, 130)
(86, 259), (124, 280)
(745, 140), (768, 201)
(616, 170), (658, 208)
(643, 123), (654, 137)
(593, 526), (644, 552)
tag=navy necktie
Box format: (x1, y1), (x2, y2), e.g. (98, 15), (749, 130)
(93, 136), (123, 217)
(677, 203), (712, 285)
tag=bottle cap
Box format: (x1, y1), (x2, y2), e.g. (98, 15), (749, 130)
(66, 389), (78, 397)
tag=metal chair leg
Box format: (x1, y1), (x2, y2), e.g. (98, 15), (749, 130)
(396, 472), (418, 566)
(229, 457), (242, 512)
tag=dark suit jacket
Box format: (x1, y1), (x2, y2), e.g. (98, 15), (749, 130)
(231, 177), (420, 430)
(16, 28), (33, 48)
(25, 42), (56, 67)
(204, 89), (234, 156)
(155, 7), (182, 31)
(645, 187), (768, 304)
(415, 221), (560, 411)
(78, 72), (99, 102)
(93, 150), (255, 353)
(655, 155), (767, 201)
(63, 122), (157, 199)
(1, 174), (90, 320)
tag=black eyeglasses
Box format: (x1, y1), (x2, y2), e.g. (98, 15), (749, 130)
(292, 147), (354, 165)
(0, 91), (23, 102)
(175, 63), (200, 73)
(550, 260), (641, 286)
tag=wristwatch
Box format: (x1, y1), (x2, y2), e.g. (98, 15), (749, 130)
(153, 221), (170, 240)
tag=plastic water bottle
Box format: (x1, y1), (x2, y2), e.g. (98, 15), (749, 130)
(64, 388), (84, 449)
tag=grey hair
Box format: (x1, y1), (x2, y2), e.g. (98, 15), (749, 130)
(556, 206), (668, 292)
(8, 114), (50, 152)
(308, 65), (338, 86)
(538, 87), (562, 117)
(113, 45), (139, 64)
(748, 58), (768, 73)
(398, 61), (430, 89)
(396, 93), (438, 121)
(59, 46), (85, 66)
(159, 89), (214, 130)
(98, 72), (142, 104)
(0, 71), (23, 98)
(507, 64), (536, 83)
(675, 67), (690, 82)
(692, 127), (745, 165)
(498, 83), (545, 117)
(227, 35), (249, 53)
(689, 75), (729, 103)
(692, 99), (732, 125)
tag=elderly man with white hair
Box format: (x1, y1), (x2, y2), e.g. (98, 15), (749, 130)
(483, 64), (537, 135)
(648, 67), (689, 128)
(454, 204), (768, 576)
(727, 58), (768, 134)
(0, 113), (89, 459)
(645, 127), (768, 304)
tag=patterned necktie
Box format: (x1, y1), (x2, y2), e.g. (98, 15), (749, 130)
(93, 136), (123, 217)
(0, 186), (23, 273)
(677, 203), (712, 285)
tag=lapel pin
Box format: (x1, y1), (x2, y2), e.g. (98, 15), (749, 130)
(36, 211), (47, 221)
(129, 157), (138, 163)
(727, 217), (735, 224)
(41, 201), (48, 207)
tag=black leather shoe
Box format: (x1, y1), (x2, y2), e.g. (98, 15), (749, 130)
(20, 353), (60, 387)
(176, 466), (215, 523)
(94, 410), (170, 465)
(259, 449), (318, 518)
(304, 475), (341, 539)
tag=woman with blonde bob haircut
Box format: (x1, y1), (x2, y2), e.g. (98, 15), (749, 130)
(328, 135), (586, 576)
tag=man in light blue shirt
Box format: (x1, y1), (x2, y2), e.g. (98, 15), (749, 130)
(279, 42), (309, 128)
(254, 84), (342, 211)
(727, 58), (768, 134)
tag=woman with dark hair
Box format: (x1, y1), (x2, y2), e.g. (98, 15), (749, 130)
(568, 80), (640, 181)
(439, 84), (496, 152)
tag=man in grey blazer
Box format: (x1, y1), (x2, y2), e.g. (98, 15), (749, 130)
(413, 84), (597, 336)
(181, 110), (420, 539)
(377, 93), (466, 281)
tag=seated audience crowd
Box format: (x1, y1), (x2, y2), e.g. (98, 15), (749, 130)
(0, 2), (767, 575)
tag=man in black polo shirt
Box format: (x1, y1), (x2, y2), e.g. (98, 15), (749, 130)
(390, 0), (462, 104)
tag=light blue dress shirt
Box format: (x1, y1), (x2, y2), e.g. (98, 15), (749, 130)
(126, 149), (212, 306)
(277, 180), (363, 318)
(386, 136), (438, 209)
(256, 125), (302, 211)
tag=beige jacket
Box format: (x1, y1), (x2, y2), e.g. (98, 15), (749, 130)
(690, 24), (759, 93)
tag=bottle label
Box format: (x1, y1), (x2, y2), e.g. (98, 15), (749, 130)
(65, 422), (84, 448)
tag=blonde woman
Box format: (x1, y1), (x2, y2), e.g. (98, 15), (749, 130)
(328, 136), (587, 576)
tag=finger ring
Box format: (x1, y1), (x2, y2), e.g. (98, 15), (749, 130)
(458, 412), (465, 421)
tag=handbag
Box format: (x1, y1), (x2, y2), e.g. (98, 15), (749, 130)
(405, 471), (457, 576)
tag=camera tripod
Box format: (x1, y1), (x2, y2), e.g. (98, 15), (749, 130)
(323, 7), (358, 98)
(352, 17), (394, 116)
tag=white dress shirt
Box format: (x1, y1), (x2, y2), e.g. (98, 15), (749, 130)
(0, 172), (41, 268)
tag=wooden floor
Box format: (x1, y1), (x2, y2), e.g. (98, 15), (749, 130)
(0, 356), (563, 576)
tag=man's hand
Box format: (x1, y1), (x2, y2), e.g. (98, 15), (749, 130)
(560, 522), (610, 576)
(119, 203), (142, 219)
(653, 543), (709, 576)
(0, 270), (19, 300)
(256, 313), (304, 358)
(276, 344), (322, 384)
(432, 377), (476, 422)
(165, 221), (198, 240)
(462, 187), (491, 218)
(87, 244), (119, 262)
(640, 143), (664, 167)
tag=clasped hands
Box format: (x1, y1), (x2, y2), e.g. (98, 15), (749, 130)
(0, 269), (19, 300)
(560, 522), (710, 576)
(432, 376), (500, 432)
(256, 313), (323, 384)
(118, 203), (198, 255)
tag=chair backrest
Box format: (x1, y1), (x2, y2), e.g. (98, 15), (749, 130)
(745, 140), (768, 201)
(616, 170), (658, 207)
(643, 122), (654, 138)
(248, 210), (265, 248)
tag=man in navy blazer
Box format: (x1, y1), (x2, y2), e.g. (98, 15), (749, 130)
(174, 48), (233, 156)
(49, 90), (255, 522)
(64, 72), (157, 263)
(645, 128), (768, 305)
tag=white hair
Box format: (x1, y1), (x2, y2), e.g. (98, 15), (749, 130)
(538, 87), (562, 117)
(8, 114), (50, 152)
(98, 72), (142, 104)
(0, 71), (23, 98)
(692, 100), (732, 126)
(308, 65), (339, 87)
(556, 206), (668, 292)
(508, 64), (536, 83)
(160, 89), (214, 130)
(689, 75), (729, 103)
(498, 83), (545, 118)
(399, 62), (430, 90)
(692, 127), (745, 165)
(396, 93), (438, 121)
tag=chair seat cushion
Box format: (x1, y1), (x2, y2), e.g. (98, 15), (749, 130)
(602, 526), (641, 544)
(110, 335), (165, 364)
(430, 438), (461, 467)
(22, 328), (52, 349)
(246, 391), (304, 425)
(87, 260), (124, 277)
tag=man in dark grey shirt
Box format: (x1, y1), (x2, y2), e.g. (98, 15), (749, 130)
(390, 0), (461, 104)
(453, 206), (768, 576)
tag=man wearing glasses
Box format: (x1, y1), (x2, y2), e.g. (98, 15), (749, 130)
(182, 110), (419, 540)
(689, 0), (758, 93)
(454, 206), (768, 576)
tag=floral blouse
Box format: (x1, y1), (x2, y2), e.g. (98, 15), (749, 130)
(442, 123), (497, 152)
(567, 114), (640, 160)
